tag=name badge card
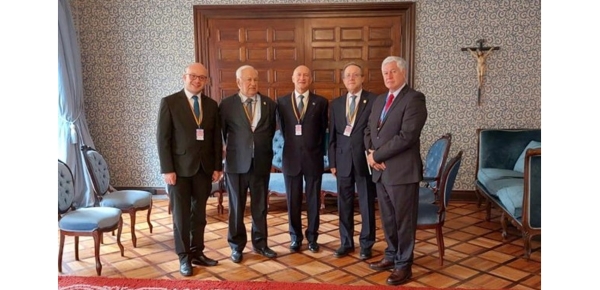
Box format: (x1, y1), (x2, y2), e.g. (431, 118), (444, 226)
(196, 128), (204, 140)
(295, 124), (302, 136)
(343, 125), (353, 136)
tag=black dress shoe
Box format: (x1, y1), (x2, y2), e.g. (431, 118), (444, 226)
(333, 246), (354, 257)
(386, 268), (412, 285)
(359, 248), (372, 260)
(191, 254), (218, 267)
(231, 250), (243, 263)
(369, 258), (394, 271)
(179, 261), (193, 277)
(254, 247), (277, 258)
(289, 241), (302, 252)
(308, 242), (320, 253)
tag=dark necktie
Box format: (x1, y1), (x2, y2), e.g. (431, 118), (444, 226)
(192, 95), (200, 120)
(245, 98), (253, 121)
(297, 95), (304, 113)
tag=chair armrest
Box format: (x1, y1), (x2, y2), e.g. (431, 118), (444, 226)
(523, 148), (541, 229)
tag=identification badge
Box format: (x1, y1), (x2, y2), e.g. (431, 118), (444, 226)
(196, 128), (204, 140)
(343, 125), (353, 136)
(295, 124), (302, 136)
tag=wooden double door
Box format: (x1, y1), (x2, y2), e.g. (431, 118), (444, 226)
(194, 3), (415, 102)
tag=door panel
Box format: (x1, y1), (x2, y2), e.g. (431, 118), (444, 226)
(207, 18), (303, 101)
(195, 3), (415, 102)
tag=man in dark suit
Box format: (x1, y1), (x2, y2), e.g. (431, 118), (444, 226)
(364, 56), (428, 285)
(277, 65), (328, 253)
(156, 62), (223, 277)
(328, 62), (377, 260)
(220, 65), (278, 263)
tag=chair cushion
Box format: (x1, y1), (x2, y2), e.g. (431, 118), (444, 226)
(99, 190), (152, 209)
(417, 203), (439, 225)
(477, 168), (523, 186)
(495, 179), (525, 218)
(419, 186), (435, 204)
(59, 207), (122, 231)
(513, 140), (541, 173)
(481, 178), (523, 197)
(268, 173), (286, 194)
(321, 173), (337, 193)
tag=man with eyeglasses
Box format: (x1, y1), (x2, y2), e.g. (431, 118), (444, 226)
(219, 65), (278, 263)
(157, 62), (222, 277)
(328, 62), (377, 260)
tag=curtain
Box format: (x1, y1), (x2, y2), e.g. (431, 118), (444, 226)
(58, 0), (96, 208)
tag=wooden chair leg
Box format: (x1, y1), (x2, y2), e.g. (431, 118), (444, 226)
(485, 201), (492, 221)
(92, 231), (102, 276)
(117, 217), (124, 256)
(436, 225), (445, 266)
(74, 236), (79, 261)
(523, 231), (532, 259)
(146, 200), (153, 233)
(58, 233), (65, 273)
(168, 195), (172, 215)
(129, 211), (137, 248)
(500, 212), (508, 239)
(217, 191), (224, 214)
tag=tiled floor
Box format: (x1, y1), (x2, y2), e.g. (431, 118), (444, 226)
(58, 195), (541, 289)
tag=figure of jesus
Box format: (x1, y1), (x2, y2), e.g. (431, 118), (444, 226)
(468, 47), (495, 88)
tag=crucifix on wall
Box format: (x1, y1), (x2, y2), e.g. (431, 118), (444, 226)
(461, 39), (500, 105)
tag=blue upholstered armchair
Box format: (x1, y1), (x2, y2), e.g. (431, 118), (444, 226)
(420, 133), (452, 204)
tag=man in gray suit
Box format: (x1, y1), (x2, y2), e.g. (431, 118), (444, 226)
(220, 65), (278, 263)
(157, 62), (222, 277)
(328, 62), (377, 260)
(365, 56), (428, 285)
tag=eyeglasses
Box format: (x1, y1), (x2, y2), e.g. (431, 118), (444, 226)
(343, 73), (362, 79)
(186, 74), (209, 81)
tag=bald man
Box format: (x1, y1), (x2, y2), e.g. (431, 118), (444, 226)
(276, 65), (328, 253)
(157, 62), (222, 276)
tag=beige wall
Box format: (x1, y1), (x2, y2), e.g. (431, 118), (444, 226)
(69, 0), (541, 190)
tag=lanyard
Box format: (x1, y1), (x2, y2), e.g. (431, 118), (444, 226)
(291, 92), (306, 123)
(346, 96), (359, 125)
(243, 98), (257, 123)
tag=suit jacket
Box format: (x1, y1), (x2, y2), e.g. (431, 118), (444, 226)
(157, 90), (223, 177)
(220, 93), (277, 174)
(364, 85), (427, 184)
(328, 90), (377, 177)
(276, 92), (328, 176)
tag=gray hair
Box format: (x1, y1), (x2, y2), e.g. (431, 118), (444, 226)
(381, 56), (407, 72)
(236, 65), (256, 79)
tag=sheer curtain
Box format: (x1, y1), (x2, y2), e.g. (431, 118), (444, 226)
(58, 0), (96, 208)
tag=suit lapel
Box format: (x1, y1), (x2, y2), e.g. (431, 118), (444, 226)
(353, 91), (368, 125)
(379, 86), (409, 128)
(254, 95), (268, 128)
(177, 92), (197, 126)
